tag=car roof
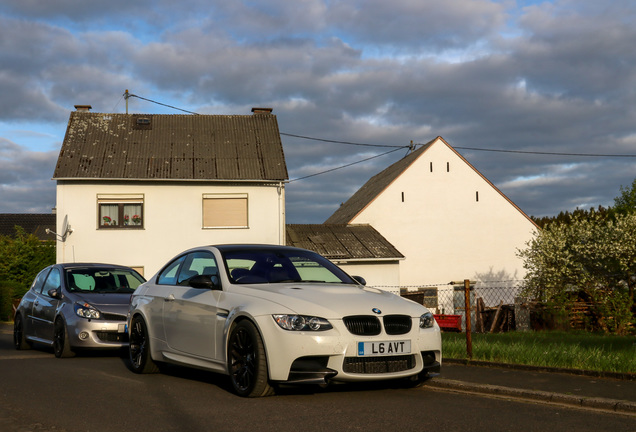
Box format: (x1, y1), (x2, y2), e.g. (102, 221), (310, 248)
(211, 244), (309, 253)
(55, 263), (137, 270)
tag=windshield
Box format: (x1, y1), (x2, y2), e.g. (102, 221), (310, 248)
(65, 268), (146, 293)
(221, 248), (355, 285)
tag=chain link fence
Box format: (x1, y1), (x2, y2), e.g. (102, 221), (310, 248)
(395, 280), (533, 333)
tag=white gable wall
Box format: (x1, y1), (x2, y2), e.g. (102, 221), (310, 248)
(56, 181), (285, 277)
(349, 138), (537, 288)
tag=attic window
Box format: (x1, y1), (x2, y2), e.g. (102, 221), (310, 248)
(132, 115), (153, 130)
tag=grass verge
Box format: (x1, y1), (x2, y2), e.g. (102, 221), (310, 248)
(442, 331), (636, 374)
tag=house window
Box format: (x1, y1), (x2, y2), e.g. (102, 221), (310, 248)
(203, 194), (248, 228)
(98, 194), (144, 229)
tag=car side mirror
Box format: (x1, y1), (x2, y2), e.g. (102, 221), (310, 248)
(351, 276), (366, 286)
(189, 274), (220, 290)
(48, 288), (62, 299)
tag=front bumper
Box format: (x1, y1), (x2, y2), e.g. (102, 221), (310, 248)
(255, 316), (442, 384)
(66, 316), (129, 349)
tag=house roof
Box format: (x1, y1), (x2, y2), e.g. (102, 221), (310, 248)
(53, 110), (288, 181)
(0, 214), (56, 241)
(286, 224), (404, 260)
(325, 136), (537, 227)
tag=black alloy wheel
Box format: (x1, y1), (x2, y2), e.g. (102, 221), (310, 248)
(227, 320), (274, 397)
(129, 315), (159, 374)
(13, 314), (31, 350)
(54, 318), (75, 358)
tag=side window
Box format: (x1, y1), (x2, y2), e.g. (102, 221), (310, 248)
(31, 268), (52, 294)
(41, 268), (61, 296)
(177, 251), (218, 285)
(157, 256), (186, 285)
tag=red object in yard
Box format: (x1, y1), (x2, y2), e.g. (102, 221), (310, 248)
(434, 314), (462, 332)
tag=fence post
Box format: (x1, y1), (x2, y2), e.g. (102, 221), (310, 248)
(464, 279), (473, 358)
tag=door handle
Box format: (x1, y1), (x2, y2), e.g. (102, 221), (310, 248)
(164, 294), (175, 302)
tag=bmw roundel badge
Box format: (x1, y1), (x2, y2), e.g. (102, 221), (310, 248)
(372, 308), (381, 314)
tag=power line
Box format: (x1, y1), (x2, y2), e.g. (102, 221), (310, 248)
(121, 92), (636, 160)
(453, 146), (636, 158)
(124, 92), (200, 115)
(280, 132), (406, 148)
(288, 147), (405, 182)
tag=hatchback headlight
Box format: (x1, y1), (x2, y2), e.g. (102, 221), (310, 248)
(273, 315), (332, 331)
(420, 312), (434, 329)
(75, 302), (101, 319)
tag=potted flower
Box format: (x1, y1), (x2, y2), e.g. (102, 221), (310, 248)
(132, 214), (142, 225)
(124, 215), (130, 225)
(102, 216), (111, 226)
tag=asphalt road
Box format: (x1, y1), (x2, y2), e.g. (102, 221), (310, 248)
(0, 326), (634, 432)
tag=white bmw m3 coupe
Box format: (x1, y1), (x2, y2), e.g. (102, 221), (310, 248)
(127, 244), (441, 397)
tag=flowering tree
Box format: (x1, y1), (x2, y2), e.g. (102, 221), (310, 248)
(518, 212), (635, 334)
(614, 178), (636, 215)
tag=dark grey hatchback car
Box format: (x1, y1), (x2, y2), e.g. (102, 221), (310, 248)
(14, 263), (145, 357)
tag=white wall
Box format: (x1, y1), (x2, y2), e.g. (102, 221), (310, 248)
(349, 138), (537, 288)
(334, 261), (401, 295)
(56, 181), (285, 277)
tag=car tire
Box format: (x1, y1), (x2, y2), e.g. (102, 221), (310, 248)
(129, 315), (159, 374)
(13, 314), (31, 350)
(227, 320), (274, 397)
(54, 318), (75, 358)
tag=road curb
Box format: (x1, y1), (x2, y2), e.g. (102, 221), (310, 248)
(428, 378), (636, 415)
(443, 358), (636, 381)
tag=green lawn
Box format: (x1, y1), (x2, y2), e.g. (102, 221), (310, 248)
(442, 331), (636, 374)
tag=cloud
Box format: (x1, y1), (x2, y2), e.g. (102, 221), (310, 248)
(0, 138), (57, 213)
(0, 0), (634, 223)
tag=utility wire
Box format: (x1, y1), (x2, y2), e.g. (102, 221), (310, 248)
(124, 92), (200, 115)
(121, 92), (636, 159)
(280, 132), (406, 148)
(289, 147), (405, 182)
(452, 146), (636, 158)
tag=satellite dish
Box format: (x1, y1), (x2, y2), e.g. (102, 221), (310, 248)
(62, 215), (73, 240)
(46, 215), (73, 242)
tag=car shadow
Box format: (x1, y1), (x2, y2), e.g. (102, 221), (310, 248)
(117, 352), (431, 397)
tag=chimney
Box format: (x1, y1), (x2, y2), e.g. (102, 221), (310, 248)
(251, 107), (273, 115)
(74, 105), (92, 112)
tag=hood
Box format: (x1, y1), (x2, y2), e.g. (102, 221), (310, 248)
(230, 283), (428, 318)
(68, 292), (131, 315)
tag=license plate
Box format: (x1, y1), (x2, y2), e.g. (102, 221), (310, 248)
(358, 340), (411, 356)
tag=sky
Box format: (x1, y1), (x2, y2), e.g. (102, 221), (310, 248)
(1, 0), (635, 223)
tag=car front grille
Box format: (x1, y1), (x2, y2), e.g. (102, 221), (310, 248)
(383, 315), (412, 335)
(94, 331), (128, 343)
(343, 315), (412, 335)
(343, 355), (416, 374)
(343, 316), (381, 335)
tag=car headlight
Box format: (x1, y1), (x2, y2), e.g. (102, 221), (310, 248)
(273, 314), (332, 331)
(74, 302), (101, 319)
(419, 312), (434, 329)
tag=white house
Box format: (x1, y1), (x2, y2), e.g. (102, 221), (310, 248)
(325, 136), (538, 311)
(53, 106), (288, 277)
